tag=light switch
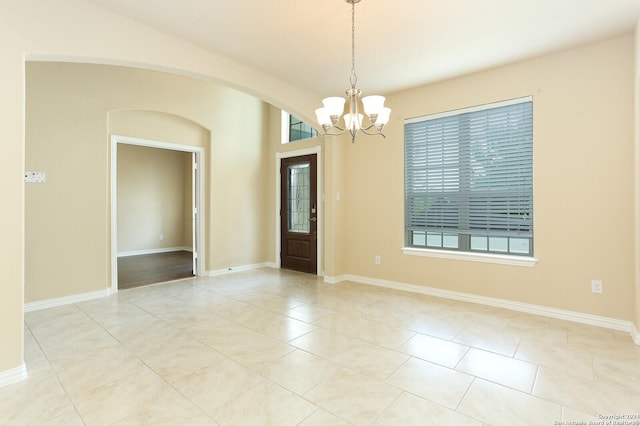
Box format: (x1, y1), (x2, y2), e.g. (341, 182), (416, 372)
(24, 172), (46, 183)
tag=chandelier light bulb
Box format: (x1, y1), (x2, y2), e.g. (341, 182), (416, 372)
(344, 113), (363, 131)
(322, 97), (346, 118)
(315, 108), (332, 127)
(362, 95), (385, 117)
(375, 107), (391, 129)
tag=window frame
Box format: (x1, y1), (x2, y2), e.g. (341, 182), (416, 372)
(281, 111), (318, 144)
(403, 97), (537, 266)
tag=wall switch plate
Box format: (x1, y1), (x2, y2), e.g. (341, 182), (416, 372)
(591, 280), (603, 294)
(24, 171), (46, 183)
(375, 255), (381, 265)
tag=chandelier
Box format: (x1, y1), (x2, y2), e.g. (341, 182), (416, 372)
(315, 0), (391, 143)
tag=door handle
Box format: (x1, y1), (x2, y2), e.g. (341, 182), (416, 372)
(309, 217), (317, 222)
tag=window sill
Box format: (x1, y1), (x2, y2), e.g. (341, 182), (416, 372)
(402, 247), (538, 267)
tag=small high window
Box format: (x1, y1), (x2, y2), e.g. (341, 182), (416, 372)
(282, 111), (318, 143)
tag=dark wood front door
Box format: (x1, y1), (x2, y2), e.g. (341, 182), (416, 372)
(280, 154), (317, 274)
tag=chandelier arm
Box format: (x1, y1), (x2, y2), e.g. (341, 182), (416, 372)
(359, 126), (387, 137)
(321, 126), (347, 137)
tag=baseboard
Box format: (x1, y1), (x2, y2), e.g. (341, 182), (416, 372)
(24, 289), (110, 313)
(206, 262), (276, 277)
(632, 323), (640, 345)
(323, 275), (348, 284)
(333, 274), (638, 342)
(118, 247), (193, 257)
(0, 363), (27, 388)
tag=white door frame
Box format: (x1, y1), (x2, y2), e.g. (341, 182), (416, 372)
(275, 146), (322, 275)
(110, 134), (205, 293)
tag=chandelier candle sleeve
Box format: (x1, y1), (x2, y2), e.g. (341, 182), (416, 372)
(315, 0), (391, 142)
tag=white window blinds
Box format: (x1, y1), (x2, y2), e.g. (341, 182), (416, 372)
(405, 98), (533, 252)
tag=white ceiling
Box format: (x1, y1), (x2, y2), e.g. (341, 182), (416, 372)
(84, 0), (640, 98)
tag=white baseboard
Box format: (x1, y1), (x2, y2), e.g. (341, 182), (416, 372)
(206, 262), (276, 277)
(118, 247), (193, 257)
(328, 273), (638, 343)
(23, 261), (276, 311)
(632, 323), (640, 345)
(0, 363), (27, 388)
(24, 289), (110, 313)
(323, 275), (348, 284)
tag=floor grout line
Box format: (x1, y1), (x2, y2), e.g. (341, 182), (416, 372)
(15, 268), (640, 424)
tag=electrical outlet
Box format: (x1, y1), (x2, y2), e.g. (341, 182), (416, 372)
(591, 280), (603, 294)
(159, 234), (164, 241)
(375, 255), (381, 265)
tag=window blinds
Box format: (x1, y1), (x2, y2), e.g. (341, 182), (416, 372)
(405, 98), (533, 238)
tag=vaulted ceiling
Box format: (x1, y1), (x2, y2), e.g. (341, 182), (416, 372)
(83, 0), (640, 97)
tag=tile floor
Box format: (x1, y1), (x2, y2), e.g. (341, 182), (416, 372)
(3, 268), (640, 425)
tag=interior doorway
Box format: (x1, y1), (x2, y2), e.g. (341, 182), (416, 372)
(110, 135), (204, 292)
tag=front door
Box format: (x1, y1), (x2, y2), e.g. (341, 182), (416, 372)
(280, 154), (317, 274)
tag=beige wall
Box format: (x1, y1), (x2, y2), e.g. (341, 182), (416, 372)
(323, 134), (350, 278)
(110, 110), (210, 150)
(343, 35), (636, 321)
(2, 0), (317, 377)
(265, 106), (331, 273)
(635, 19), (640, 330)
(25, 62), (271, 302)
(117, 144), (191, 254)
(2, 0), (639, 379)
(0, 43), (26, 374)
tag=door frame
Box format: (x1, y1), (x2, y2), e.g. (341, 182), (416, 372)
(110, 134), (205, 293)
(275, 146), (322, 275)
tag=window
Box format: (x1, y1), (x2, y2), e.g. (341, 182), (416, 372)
(281, 111), (318, 143)
(404, 97), (533, 257)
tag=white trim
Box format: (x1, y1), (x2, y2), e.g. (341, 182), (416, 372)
(332, 274), (638, 341)
(111, 135), (200, 152)
(24, 290), (110, 313)
(275, 146), (323, 273)
(405, 96), (533, 124)
(0, 364), (27, 388)
(402, 247), (538, 267)
(281, 110), (290, 144)
(323, 275), (348, 284)
(206, 262), (276, 277)
(110, 135), (205, 294)
(117, 247), (193, 257)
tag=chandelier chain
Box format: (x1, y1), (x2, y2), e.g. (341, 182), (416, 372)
(350, 0), (357, 88)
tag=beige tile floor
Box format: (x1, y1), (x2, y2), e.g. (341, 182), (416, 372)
(3, 268), (640, 425)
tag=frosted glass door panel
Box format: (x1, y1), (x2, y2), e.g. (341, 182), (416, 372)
(287, 163), (310, 233)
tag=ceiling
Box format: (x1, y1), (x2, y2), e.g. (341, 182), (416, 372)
(83, 0), (640, 98)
